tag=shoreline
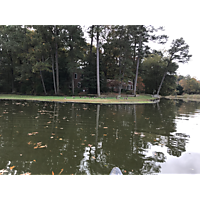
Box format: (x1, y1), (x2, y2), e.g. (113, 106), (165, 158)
(0, 94), (158, 105)
(164, 95), (200, 102)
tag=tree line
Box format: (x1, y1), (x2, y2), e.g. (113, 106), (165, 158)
(177, 75), (200, 95)
(0, 25), (192, 96)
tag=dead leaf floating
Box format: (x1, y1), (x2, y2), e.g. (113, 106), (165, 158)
(28, 132), (38, 136)
(10, 166), (15, 170)
(34, 142), (47, 149)
(20, 172), (31, 175)
(58, 169), (64, 175)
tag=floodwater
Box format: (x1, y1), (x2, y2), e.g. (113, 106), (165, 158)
(0, 99), (200, 175)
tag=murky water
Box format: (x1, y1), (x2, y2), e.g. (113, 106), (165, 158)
(0, 99), (199, 175)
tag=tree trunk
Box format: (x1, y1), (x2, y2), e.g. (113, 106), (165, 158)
(55, 26), (59, 95)
(96, 26), (100, 97)
(156, 71), (167, 96)
(132, 39), (137, 94)
(133, 35), (142, 97)
(11, 67), (15, 93)
(40, 68), (47, 95)
(90, 25), (94, 58)
(51, 53), (57, 95)
(72, 73), (75, 95)
(40, 56), (47, 95)
(118, 56), (123, 96)
(156, 59), (171, 96)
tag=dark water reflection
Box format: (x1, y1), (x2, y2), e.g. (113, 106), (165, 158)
(0, 99), (200, 175)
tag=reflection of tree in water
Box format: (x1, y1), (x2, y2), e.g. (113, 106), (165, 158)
(166, 133), (190, 157)
(0, 99), (195, 175)
(126, 133), (167, 175)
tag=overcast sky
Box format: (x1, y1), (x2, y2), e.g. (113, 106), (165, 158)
(83, 25), (200, 80)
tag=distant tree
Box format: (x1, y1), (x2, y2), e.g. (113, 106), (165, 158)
(156, 38), (192, 96)
(179, 75), (200, 94)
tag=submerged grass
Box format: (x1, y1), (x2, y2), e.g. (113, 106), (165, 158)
(0, 94), (157, 104)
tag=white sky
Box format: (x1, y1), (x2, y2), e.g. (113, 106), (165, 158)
(83, 25), (200, 80)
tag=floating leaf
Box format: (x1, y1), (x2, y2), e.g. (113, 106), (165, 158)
(52, 171), (54, 175)
(103, 134), (107, 136)
(58, 169), (63, 175)
(10, 166), (15, 170)
(38, 145), (47, 149)
(81, 143), (85, 145)
(33, 160), (36, 162)
(59, 138), (63, 140)
(60, 128), (63, 130)
(20, 172), (31, 175)
(28, 132), (38, 136)
(103, 127), (108, 129)
(37, 142), (42, 146)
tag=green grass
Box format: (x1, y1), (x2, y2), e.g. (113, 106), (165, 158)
(0, 94), (157, 104)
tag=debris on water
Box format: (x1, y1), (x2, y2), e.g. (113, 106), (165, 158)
(20, 172), (31, 175)
(28, 132), (38, 136)
(10, 166), (15, 170)
(34, 142), (47, 149)
(58, 169), (63, 175)
(0, 169), (8, 174)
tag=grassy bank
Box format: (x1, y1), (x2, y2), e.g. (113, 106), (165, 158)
(165, 94), (200, 102)
(0, 94), (158, 104)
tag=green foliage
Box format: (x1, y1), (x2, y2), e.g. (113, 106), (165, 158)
(0, 25), (191, 96)
(141, 54), (178, 95)
(179, 75), (200, 94)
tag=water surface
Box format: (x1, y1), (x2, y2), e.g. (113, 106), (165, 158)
(0, 99), (199, 175)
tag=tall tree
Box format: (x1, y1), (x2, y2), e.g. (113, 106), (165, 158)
(156, 38), (192, 96)
(96, 25), (100, 97)
(127, 25), (168, 96)
(55, 25), (60, 95)
(62, 25), (86, 95)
